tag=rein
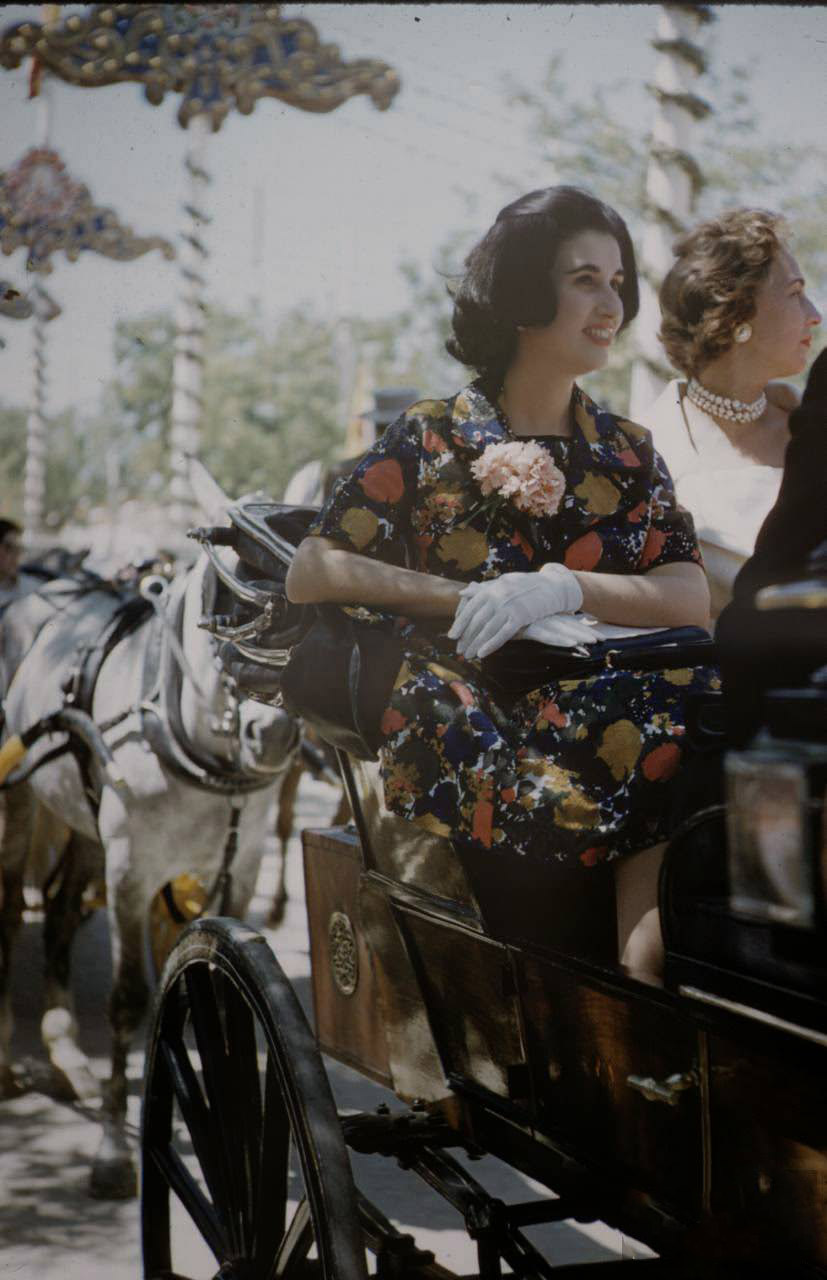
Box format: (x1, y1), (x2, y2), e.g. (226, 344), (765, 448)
(137, 569), (278, 796)
(1, 566), (279, 803)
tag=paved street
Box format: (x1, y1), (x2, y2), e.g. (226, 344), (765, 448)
(0, 775), (649, 1277)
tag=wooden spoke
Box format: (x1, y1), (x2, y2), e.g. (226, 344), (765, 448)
(158, 1034), (227, 1226)
(183, 964), (248, 1258)
(217, 969), (264, 1254)
(253, 1051), (291, 1268)
(147, 1141), (227, 1263)
(270, 1198), (313, 1280)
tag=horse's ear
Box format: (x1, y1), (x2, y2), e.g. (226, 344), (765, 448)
(186, 454), (234, 524)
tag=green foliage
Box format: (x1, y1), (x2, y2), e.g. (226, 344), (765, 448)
(395, 52), (827, 413)
(5, 41), (825, 531)
(0, 401), (111, 528)
(0, 303), (434, 521)
(0, 403), (27, 523)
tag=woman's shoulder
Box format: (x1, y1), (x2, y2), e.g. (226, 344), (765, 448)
(393, 389), (464, 435)
(765, 380), (801, 413)
(639, 379), (688, 441)
(598, 403), (657, 457)
(395, 382), (498, 448)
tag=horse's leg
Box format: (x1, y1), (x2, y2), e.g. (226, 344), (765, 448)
(90, 837), (148, 1200)
(0, 782), (32, 1096)
(28, 801), (70, 905)
(269, 756), (303, 926)
(41, 832), (102, 1102)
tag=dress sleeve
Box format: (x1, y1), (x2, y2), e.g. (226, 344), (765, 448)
(307, 413), (421, 568)
(639, 447), (704, 571)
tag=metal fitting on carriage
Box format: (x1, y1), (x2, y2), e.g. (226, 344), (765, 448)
(138, 574), (169, 601)
(187, 524), (236, 546)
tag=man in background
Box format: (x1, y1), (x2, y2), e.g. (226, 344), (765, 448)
(321, 386), (420, 502)
(283, 386), (420, 506)
(0, 520), (40, 612)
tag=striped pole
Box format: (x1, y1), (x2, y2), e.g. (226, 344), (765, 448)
(22, 283), (49, 551)
(169, 112), (211, 538)
(629, 4), (712, 419)
(22, 45), (56, 554)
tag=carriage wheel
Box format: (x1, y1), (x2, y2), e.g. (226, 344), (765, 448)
(141, 916), (368, 1280)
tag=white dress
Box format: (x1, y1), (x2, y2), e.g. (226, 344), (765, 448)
(645, 379), (783, 615)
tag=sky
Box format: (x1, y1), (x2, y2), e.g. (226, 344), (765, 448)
(0, 3), (825, 420)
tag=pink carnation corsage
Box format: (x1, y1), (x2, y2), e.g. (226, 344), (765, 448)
(466, 440), (566, 526)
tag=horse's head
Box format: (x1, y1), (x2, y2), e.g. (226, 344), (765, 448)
(237, 696), (300, 777)
(180, 459), (302, 782)
(181, 549), (299, 779)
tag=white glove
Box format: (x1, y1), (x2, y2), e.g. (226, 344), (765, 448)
(520, 613), (597, 649)
(448, 565), (583, 660)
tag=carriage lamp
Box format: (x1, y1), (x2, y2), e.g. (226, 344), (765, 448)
(725, 742), (827, 930)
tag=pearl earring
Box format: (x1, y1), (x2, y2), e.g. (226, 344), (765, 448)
(734, 323), (752, 344)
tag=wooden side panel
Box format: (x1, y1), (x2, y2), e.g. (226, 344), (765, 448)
(707, 1030), (827, 1269)
(396, 907), (530, 1109)
(358, 881), (452, 1104)
(302, 827), (392, 1088)
(520, 957), (702, 1216)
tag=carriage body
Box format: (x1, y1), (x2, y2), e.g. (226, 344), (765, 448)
(301, 686), (827, 1274)
(142, 500), (827, 1277)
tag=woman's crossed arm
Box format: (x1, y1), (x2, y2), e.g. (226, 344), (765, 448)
(287, 536), (711, 632)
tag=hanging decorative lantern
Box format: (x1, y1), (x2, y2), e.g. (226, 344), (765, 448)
(0, 4), (401, 129)
(0, 142), (173, 546)
(0, 279), (34, 319)
(0, 4), (400, 534)
(0, 146), (174, 273)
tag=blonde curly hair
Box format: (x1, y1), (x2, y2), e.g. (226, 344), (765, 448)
(658, 209), (787, 377)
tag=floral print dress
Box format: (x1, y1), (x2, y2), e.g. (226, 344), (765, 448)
(309, 380), (720, 867)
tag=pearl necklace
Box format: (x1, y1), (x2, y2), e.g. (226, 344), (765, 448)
(686, 377), (767, 424)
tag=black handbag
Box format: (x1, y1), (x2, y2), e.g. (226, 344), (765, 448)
(278, 605), (408, 761)
(481, 626), (718, 699)
(200, 499), (412, 762)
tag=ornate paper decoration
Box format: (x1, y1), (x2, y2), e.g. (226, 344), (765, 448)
(0, 147), (175, 273)
(0, 280), (34, 319)
(0, 4), (401, 131)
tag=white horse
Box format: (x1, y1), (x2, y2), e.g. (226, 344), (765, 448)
(0, 463), (300, 1199)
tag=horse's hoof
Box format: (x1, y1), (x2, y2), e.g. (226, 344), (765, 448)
(267, 897), (287, 927)
(0, 1063), (26, 1099)
(89, 1144), (137, 1200)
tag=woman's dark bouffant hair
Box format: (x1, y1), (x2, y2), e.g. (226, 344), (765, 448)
(659, 208), (785, 377)
(445, 186), (639, 388)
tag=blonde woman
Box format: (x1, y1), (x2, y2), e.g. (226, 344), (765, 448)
(647, 209), (821, 614)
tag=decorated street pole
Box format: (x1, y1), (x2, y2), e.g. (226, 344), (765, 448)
(629, 4), (712, 419)
(169, 114), (210, 531)
(0, 278), (34, 347)
(0, 144), (174, 548)
(1, 4), (401, 536)
(23, 282), (61, 548)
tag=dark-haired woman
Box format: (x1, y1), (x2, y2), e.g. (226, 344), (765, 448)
(287, 186), (719, 974)
(647, 209), (821, 614)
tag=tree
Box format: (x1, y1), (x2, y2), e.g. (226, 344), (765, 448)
(33, 302), (430, 517)
(0, 403), (27, 522)
(392, 52), (827, 414)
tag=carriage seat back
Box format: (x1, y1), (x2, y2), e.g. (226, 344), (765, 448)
(342, 754), (479, 913)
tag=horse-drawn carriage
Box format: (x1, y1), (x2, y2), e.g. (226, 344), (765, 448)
(138, 500), (827, 1278)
